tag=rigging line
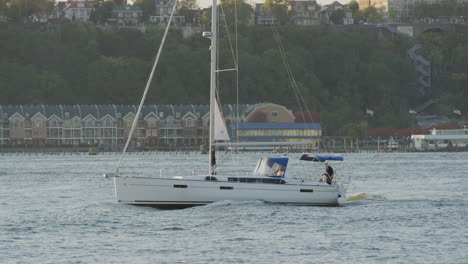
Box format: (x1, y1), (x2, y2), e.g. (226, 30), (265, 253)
(273, 24), (300, 97)
(271, 25), (295, 91)
(272, 27), (311, 130)
(115, 0), (178, 175)
(272, 25), (314, 124)
(219, 3), (238, 68)
(214, 7), (230, 160)
(234, 0), (240, 156)
(218, 0), (241, 173)
(271, 24), (313, 123)
(270, 24), (302, 112)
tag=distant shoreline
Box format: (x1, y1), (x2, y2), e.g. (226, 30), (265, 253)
(1, 146), (467, 154)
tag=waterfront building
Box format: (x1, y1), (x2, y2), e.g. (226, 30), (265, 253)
(0, 103), (318, 149)
(411, 128), (468, 151)
(231, 122), (321, 144)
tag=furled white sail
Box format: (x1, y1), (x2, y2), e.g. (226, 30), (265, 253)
(214, 101), (230, 141)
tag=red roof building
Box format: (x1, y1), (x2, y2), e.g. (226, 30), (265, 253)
(64, 1), (94, 22)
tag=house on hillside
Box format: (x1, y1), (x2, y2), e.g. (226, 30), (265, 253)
(64, 0), (94, 22)
(149, 0), (185, 24)
(252, 2), (278, 25)
(320, 1), (353, 25)
(290, 0), (321, 25)
(109, 5), (143, 25)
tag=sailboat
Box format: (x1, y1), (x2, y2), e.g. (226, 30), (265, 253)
(105, 0), (347, 209)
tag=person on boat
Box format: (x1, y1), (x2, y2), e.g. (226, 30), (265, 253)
(320, 173), (332, 184)
(276, 166), (285, 177)
(319, 163), (333, 184)
(325, 163), (334, 178)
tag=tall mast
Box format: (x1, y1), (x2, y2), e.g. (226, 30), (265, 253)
(208, 0), (217, 176)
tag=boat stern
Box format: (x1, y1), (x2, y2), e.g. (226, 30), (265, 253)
(337, 183), (347, 205)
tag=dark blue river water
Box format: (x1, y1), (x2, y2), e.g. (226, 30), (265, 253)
(1, 152), (467, 263)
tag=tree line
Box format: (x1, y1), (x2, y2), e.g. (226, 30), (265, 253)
(0, 22), (466, 137)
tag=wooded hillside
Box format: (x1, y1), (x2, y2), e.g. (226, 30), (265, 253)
(0, 22), (467, 136)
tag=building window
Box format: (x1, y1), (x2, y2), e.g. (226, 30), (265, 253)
(49, 119), (57, 127)
(126, 119), (134, 128)
(64, 112), (70, 119)
(148, 119), (156, 127)
(176, 112), (180, 118)
(272, 111), (278, 117)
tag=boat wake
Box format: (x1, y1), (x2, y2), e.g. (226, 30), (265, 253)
(347, 192), (368, 201)
(346, 193), (449, 204)
(346, 193), (388, 203)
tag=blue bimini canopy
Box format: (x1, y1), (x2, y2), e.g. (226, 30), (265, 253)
(252, 157), (289, 178)
(299, 153), (344, 162)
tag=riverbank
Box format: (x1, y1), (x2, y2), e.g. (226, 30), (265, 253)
(1, 146), (467, 154)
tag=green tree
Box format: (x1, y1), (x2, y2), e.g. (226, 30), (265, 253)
(2, 23), (467, 132)
(133, 0), (155, 22)
(201, 0), (253, 26)
(90, 0), (113, 24)
(35, 71), (69, 104)
(263, 0), (290, 24)
(178, 0), (198, 25)
(347, 0), (359, 23)
(5, 0), (54, 22)
(329, 10), (345, 24)
(360, 6), (382, 23)
(220, 0), (253, 25)
(0, 0), (7, 15)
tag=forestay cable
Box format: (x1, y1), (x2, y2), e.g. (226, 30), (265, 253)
(270, 24), (315, 124)
(115, 0), (178, 175)
(218, 1), (241, 174)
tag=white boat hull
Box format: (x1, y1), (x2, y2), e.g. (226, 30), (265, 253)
(112, 176), (346, 208)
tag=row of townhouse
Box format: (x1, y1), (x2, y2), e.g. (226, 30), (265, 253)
(250, 1), (354, 25)
(0, 103), (320, 147)
(29, 0), (353, 26)
(151, 0), (353, 26)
